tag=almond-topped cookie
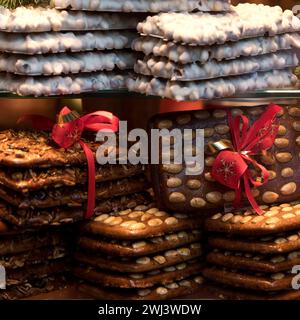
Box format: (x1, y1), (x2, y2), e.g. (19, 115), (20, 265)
(203, 267), (294, 291)
(208, 231), (300, 254)
(82, 206), (203, 240)
(75, 242), (202, 273)
(205, 202), (300, 236)
(207, 249), (300, 273)
(78, 229), (202, 257)
(79, 274), (205, 300)
(74, 259), (202, 289)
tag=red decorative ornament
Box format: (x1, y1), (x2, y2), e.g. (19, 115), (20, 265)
(18, 107), (119, 219)
(211, 104), (282, 215)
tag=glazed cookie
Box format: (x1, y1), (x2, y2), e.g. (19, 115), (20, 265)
(0, 51), (137, 76)
(0, 7), (144, 32)
(0, 30), (136, 55)
(132, 33), (300, 65)
(137, 4), (300, 45)
(51, 0), (230, 12)
(127, 69), (296, 101)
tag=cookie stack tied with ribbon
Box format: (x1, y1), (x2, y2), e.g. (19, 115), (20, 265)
(0, 108), (149, 228)
(0, 220), (71, 300)
(75, 202), (205, 300)
(149, 105), (300, 215)
(0, 5), (145, 96)
(129, 3), (300, 101)
(204, 202), (300, 300)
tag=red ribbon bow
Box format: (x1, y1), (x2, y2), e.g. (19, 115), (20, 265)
(211, 104), (282, 215)
(18, 107), (119, 219)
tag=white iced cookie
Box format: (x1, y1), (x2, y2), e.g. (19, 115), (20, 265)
(134, 51), (299, 81)
(132, 33), (300, 64)
(0, 30), (136, 55)
(137, 3), (300, 45)
(0, 51), (137, 76)
(0, 72), (127, 96)
(51, 0), (231, 12)
(127, 69), (297, 101)
(0, 6), (143, 32)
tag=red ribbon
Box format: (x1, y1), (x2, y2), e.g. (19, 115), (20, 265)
(18, 107), (119, 219)
(211, 104), (282, 215)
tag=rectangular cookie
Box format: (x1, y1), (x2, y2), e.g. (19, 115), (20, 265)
(75, 242), (202, 273)
(0, 275), (69, 300)
(0, 130), (133, 168)
(207, 249), (300, 273)
(132, 33), (300, 64)
(149, 106), (300, 213)
(6, 260), (67, 286)
(0, 7), (145, 32)
(0, 163), (144, 192)
(203, 267), (294, 291)
(78, 229), (202, 257)
(127, 69), (297, 101)
(137, 4), (300, 45)
(205, 202), (300, 236)
(78, 274), (205, 300)
(73, 259), (202, 288)
(82, 206), (203, 240)
(0, 51), (138, 76)
(0, 231), (65, 255)
(208, 231), (300, 254)
(134, 51), (299, 81)
(0, 71), (127, 96)
(0, 246), (68, 270)
(0, 175), (148, 208)
(0, 30), (136, 55)
(51, 0), (231, 12)
(0, 192), (152, 227)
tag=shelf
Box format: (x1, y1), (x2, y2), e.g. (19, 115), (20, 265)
(0, 89), (300, 102)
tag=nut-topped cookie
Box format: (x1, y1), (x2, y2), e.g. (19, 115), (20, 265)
(150, 106), (300, 213)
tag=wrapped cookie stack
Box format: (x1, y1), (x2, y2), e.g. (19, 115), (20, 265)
(149, 104), (300, 299)
(129, 3), (300, 101)
(0, 129), (149, 299)
(74, 202), (205, 300)
(0, 220), (70, 300)
(0, 6), (144, 96)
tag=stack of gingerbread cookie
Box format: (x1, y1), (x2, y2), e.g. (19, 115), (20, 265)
(0, 6), (145, 96)
(74, 202), (205, 300)
(129, 3), (300, 100)
(203, 202), (300, 300)
(0, 219), (70, 300)
(0, 129), (149, 229)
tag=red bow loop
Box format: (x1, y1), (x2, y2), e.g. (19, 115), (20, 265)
(211, 104), (282, 215)
(18, 106), (119, 219)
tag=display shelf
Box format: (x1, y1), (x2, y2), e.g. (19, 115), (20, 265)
(0, 89), (300, 101)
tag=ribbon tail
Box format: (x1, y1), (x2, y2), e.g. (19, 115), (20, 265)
(243, 174), (263, 215)
(79, 141), (96, 219)
(233, 187), (242, 210)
